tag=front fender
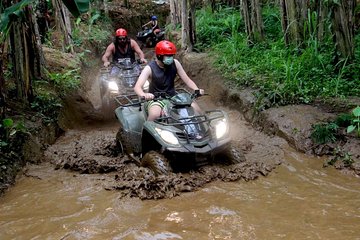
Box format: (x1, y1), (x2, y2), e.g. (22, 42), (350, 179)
(115, 106), (145, 133)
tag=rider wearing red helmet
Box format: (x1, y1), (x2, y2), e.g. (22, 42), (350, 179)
(102, 28), (147, 67)
(134, 40), (204, 121)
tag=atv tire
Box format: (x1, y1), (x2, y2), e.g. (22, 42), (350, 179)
(101, 92), (115, 119)
(141, 151), (172, 176)
(219, 144), (246, 165)
(116, 127), (130, 155)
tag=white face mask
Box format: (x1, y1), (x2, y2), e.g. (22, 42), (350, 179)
(163, 56), (174, 65)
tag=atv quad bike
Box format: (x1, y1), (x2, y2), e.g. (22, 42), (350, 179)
(99, 58), (148, 115)
(136, 27), (165, 49)
(114, 89), (245, 175)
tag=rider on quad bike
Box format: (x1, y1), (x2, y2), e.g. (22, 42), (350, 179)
(99, 28), (148, 114)
(134, 40), (204, 120)
(142, 15), (160, 35)
(113, 40), (245, 175)
(102, 28), (147, 68)
(137, 16), (165, 48)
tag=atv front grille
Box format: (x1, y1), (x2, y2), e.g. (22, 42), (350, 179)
(175, 131), (210, 142)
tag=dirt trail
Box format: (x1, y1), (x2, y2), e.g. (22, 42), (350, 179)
(44, 50), (287, 200)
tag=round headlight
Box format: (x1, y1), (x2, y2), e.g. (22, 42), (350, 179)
(108, 81), (119, 92)
(215, 119), (228, 139)
(155, 128), (179, 145)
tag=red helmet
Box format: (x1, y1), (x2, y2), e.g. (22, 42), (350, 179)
(155, 40), (177, 55)
(115, 28), (127, 37)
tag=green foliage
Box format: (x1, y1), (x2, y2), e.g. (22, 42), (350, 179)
(61, 0), (90, 18)
(48, 68), (81, 95)
(334, 112), (353, 127)
(195, 6), (243, 51)
(0, 118), (27, 148)
(0, 0), (36, 42)
(325, 147), (354, 167)
(71, 9), (112, 55)
(30, 92), (62, 123)
(311, 122), (338, 144)
(195, 6), (360, 108)
(346, 106), (360, 137)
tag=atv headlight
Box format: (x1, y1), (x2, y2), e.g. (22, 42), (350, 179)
(108, 81), (119, 93)
(143, 80), (150, 92)
(155, 128), (179, 145)
(214, 118), (228, 139)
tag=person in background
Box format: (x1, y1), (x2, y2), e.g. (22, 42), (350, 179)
(134, 40), (204, 121)
(142, 15), (160, 35)
(102, 28), (147, 67)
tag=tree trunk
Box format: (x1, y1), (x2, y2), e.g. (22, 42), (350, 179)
(181, 0), (192, 51)
(103, 0), (109, 17)
(316, 0), (328, 41)
(170, 0), (182, 27)
(280, 0), (307, 46)
(52, 0), (74, 53)
(189, 0), (197, 47)
(0, 43), (5, 118)
(124, 0), (130, 9)
(32, 6), (46, 79)
(240, 0), (264, 45)
(10, 20), (28, 102)
(331, 0), (355, 59)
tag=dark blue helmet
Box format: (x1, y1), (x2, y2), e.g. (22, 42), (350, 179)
(151, 15), (157, 20)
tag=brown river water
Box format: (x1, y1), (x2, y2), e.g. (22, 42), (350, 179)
(0, 144), (359, 239)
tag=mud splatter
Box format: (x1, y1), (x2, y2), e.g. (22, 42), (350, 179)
(45, 119), (283, 200)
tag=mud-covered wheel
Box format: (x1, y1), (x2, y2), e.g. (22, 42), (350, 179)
(146, 38), (154, 48)
(140, 42), (145, 50)
(116, 130), (124, 154)
(141, 151), (172, 176)
(116, 127), (130, 154)
(219, 144), (246, 165)
(101, 92), (115, 119)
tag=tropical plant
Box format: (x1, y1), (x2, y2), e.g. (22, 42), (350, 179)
(311, 122), (339, 144)
(346, 106), (360, 137)
(0, 118), (27, 148)
(0, 0), (90, 104)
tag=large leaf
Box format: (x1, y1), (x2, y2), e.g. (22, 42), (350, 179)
(0, 0), (35, 38)
(61, 0), (90, 18)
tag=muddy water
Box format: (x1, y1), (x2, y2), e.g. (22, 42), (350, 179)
(1, 142), (360, 239)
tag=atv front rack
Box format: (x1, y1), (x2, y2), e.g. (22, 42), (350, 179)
(155, 109), (226, 126)
(114, 94), (142, 107)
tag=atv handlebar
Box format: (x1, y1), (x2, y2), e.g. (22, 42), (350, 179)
(115, 88), (205, 108)
(102, 58), (146, 71)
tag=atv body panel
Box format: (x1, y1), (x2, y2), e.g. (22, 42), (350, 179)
(115, 103), (145, 154)
(115, 89), (234, 171)
(141, 107), (231, 168)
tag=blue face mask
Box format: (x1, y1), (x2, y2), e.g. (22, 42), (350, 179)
(163, 56), (174, 65)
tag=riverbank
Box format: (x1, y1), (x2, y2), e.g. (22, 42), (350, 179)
(179, 51), (360, 176)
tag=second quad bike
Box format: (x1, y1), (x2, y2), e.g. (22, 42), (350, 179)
(99, 58), (149, 114)
(136, 27), (165, 49)
(114, 89), (245, 175)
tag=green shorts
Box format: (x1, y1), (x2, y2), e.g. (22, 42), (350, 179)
(145, 99), (170, 114)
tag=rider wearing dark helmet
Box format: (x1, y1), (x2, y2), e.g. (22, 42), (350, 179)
(142, 15), (160, 34)
(102, 28), (147, 67)
(134, 40), (204, 121)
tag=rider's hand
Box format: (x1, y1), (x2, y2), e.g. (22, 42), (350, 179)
(104, 61), (111, 67)
(143, 93), (154, 100)
(140, 58), (147, 64)
(198, 89), (205, 95)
